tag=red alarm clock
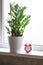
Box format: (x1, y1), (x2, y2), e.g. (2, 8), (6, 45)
(24, 44), (32, 53)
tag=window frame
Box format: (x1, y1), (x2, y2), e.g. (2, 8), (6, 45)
(0, 0), (2, 43)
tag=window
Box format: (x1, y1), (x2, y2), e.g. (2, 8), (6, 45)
(0, 0), (43, 52)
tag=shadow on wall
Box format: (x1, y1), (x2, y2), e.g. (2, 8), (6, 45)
(0, 0), (2, 43)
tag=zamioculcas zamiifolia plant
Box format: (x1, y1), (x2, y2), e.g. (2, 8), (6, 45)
(6, 2), (31, 36)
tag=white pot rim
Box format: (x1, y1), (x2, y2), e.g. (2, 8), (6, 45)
(8, 36), (24, 38)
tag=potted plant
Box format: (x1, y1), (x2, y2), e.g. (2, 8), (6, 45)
(6, 2), (31, 53)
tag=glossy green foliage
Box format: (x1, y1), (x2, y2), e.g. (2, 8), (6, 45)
(6, 2), (31, 36)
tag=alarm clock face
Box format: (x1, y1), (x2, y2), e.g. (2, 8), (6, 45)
(26, 46), (30, 51)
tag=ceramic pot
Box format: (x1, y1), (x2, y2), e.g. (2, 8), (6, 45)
(8, 36), (23, 53)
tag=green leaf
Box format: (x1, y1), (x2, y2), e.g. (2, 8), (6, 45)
(6, 2), (31, 36)
(7, 31), (10, 34)
(5, 26), (10, 34)
(17, 6), (26, 22)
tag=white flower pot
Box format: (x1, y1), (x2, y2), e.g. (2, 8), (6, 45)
(8, 36), (23, 53)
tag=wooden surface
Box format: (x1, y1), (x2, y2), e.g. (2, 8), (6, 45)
(0, 54), (43, 65)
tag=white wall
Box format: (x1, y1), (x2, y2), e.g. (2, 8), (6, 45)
(3, 0), (43, 45)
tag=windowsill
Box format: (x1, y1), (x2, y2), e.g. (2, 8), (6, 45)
(0, 43), (43, 59)
(0, 47), (43, 59)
